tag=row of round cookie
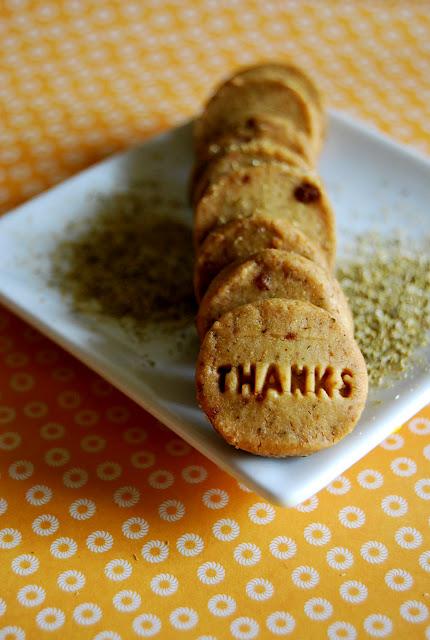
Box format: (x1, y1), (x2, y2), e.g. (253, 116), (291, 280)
(192, 63), (368, 456)
(191, 61), (346, 339)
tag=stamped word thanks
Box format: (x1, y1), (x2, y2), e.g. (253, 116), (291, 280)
(217, 363), (353, 399)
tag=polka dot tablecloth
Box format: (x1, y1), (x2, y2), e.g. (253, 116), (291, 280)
(0, 1), (430, 639)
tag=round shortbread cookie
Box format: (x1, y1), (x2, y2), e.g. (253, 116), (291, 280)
(194, 217), (329, 303)
(196, 249), (353, 339)
(196, 298), (368, 457)
(229, 62), (324, 113)
(230, 61), (325, 119)
(190, 138), (308, 206)
(193, 162), (336, 268)
(194, 77), (318, 159)
(196, 113), (315, 166)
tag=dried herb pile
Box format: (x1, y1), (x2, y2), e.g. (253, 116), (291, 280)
(338, 234), (430, 386)
(51, 186), (196, 350)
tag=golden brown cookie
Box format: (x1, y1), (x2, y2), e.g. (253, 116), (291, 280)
(196, 249), (352, 339)
(230, 62), (325, 119)
(194, 77), (318, 159)
(194, 217), (330, 303)
(190, 138), (308, 206)
(196, 298), (368, 457)
(195, 113), (315, 167)
(228, 63), (325, 154)
(193, 162), (336, 269)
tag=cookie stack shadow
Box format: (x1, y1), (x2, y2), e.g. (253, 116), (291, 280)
(191, 62), (368, 458)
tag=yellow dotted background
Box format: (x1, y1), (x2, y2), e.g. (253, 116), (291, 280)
(1, 1), (430, 639)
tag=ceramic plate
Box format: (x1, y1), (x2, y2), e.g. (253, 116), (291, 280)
(0, 111), (429, 506)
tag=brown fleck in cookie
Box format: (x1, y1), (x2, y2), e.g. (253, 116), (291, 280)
(194, 77), (318, 159)
(193, 162), (336, 268)
(194, 217), (329, 303)
(196, 249), (352, 339)
(196, 298), (368, 457)
(190, 138), (309, 206)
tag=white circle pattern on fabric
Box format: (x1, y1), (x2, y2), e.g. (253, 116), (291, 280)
(338, 506), (366, 528)
(327, 621), (357, 640)
(17, 584), (45, 607)
(147, 470), (174, 490)
(381, 494), (408, 517)
(158, 499), (185, 521)
(141, 540), (169, 563)
(93, 632), (122, 640)
(35, 608), (65, 632)
(113, 486), (140, 507)
(57, 569), (86, 592)
(212, 518), (240, 542)
(399, 599), (428, 623)
(69, 498), (96, 520)
(408, 417), (430, 434)
(122, 517), (149, 539)
(295, 495), (319, 511)
(380, 434), (404, 450)
(32, 514), (59, 536)
(11, 553), (39, 575)
(73, 602), (102, 625)
(50, 537), (77, 559)
(384, 568), (413, 591)
(208, 593), (236, 617)
(25, 484), (52, 507)
(112, 590), (141, 612)
(104, 558), (133, 582)
(363, 614), (393, 637)
(326, 476), (351, 495)
(8, 460), (34, 480)
(0, 627), (25, 640)
(248, 502), (276, 524)
(291, 565), (319, 589)
(395, 527), (423, 549)
(419, 550), (430, 573)
(246, 578), (274, 601)
(304, 597), (333, 621)
(132, 613), (162, 637)
(269, 536), (297, 560)
(339, 580), (368, 603)
(62, 468), (88, 488)
(169, 607), (198, 630)
(197, 561), (225, 585)
(326, 546), (354, 570)
(304, 522), (331, 546)
(230, 616), (259, 639)
(150, 573), (178, 596)
(86, 530), (114, 553)
(177, 533), (204, 557)
(415, 478), (430, 500)
(265, 611), (295, 635)
(202, 489), (229, 510)
(357, 469), (384, 489)
(234, 542), (261, 566)
(360, 541), (389, 564)
(390, 457), (417, 477)
(181, 465), (207, 483)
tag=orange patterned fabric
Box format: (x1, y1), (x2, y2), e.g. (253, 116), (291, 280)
(1, 2), (430, 639)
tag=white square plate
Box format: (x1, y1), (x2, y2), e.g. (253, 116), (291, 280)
(0, 111), (429, 506)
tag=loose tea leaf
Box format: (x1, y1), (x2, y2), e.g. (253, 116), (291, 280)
(50, 185), (196, 353)
(338, 234), (430, 387)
